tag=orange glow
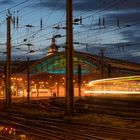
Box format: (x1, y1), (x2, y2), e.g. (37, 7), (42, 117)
(84, 90), (140, 94)
(85, 75), (140, 95)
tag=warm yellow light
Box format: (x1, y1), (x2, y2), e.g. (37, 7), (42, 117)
(62, 77), (65, 80)
(85, 75), (140, 95)
(89, 75), (140, 85)
(19, 78), (22, 81)
(84, 90), (140, 94)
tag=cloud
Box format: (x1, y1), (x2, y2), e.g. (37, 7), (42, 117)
(120, 29), (140, 43)
(36, 0), (140, 12)
(0, 0), (13, 5)
(131, 51), (140, 57)
(78, 43), (140, 64)
(34, 0), (65, 10)
(34, 0), (108, 11)
(0, 0), (139, 63)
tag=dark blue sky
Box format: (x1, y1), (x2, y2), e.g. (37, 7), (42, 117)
(0, 0), (140, 63)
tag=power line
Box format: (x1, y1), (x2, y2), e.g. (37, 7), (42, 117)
(0, 0), (31, 14)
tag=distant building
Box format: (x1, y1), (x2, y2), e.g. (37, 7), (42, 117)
(0, 41), (140, 97)
(47, 37), (58, 56)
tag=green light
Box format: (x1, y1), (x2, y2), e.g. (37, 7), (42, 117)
(31, 53), (97, 75)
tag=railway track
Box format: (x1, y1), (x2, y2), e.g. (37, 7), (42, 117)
(0, 114), (103, 140)
(34, 99), (140, 121)
(0, 135), (17, 140)
(9, 97), (140, 139)
(0, 112), (139, 140)
(12, 98), (140, 123)
(35, 100), (65, 112)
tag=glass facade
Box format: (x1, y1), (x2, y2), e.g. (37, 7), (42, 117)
(30, 52), (97, 75)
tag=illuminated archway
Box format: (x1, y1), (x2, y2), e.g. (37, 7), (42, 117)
(30, 52), (98, 75)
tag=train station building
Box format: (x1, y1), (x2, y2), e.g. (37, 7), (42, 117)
(0, 38), (140, 98)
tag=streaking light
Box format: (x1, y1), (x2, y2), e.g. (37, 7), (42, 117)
(85, 75), (140, 95)
(88, 75), (140, 85)
(84, 90), (140, 94)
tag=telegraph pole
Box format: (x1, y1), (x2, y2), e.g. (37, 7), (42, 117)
(27, 57), (30, 101)
(6, 16), (11, 108)
(78, 64), (81, 97)
(66, 0), (74, 115)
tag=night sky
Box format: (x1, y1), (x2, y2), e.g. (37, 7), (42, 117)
(0, 0), (140, 63)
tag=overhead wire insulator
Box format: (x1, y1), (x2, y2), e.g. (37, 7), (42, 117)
(12, 14), (15, 28)
(73, 42), (80, 45)
(73, 18), (80, 25)
(99, 17), (101, 29)
(73, 22), (79, 25)
(25, 24), (34, 34)
(117, 17), (120, 28)
(16, 16), (19, 29)
(62, 27), (67, 29)
(74, 18), (80, 22)
(118, 44), (120, 51)
(73, 16), (82, 25)
(8, 9), (11, 15)
(7, 9), (12, 17)
(23, 38), (27, 42)
(53, 25), (61, 29)
(25, 24), (34, 28)
(125, 24), (131, 27)
(54, 34), (61, 38)
(16, 10), (19, 29)
(40, 18), (43, 30)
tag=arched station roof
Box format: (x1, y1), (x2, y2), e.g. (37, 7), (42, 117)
(25, 51), (140, 82)
(29, 51), (99, 75)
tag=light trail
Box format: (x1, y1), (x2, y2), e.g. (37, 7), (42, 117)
(84, 75), (140, 95)
(84, 90), (140, 94)
(88, 75), (140, 85)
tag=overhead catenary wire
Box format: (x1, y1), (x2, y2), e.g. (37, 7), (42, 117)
(9, 0), (119, 41)
(0, 0), (31, 15)
(0, 0), (139, 60)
